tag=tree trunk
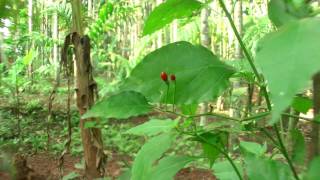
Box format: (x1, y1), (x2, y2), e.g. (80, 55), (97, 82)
(156, 0), (163, 48)
(308, 72), (320, 164)
(234, 0), (243, 59)
(200, 7), (211, 126)
(52, 0), (59, 77)
(28, 0), (33, 80)
(70, 0), (105, 178)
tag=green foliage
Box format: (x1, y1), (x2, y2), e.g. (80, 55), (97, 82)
(240, 141), (267, 156)
(291, 129), (305, 165)
(62, 172), (80, 180)
(82, 91), (152, 119)
(142, 0), (203, 36)
(212, 160), (243, 180)
(291, 96), (313, 113)
(121, 41), (235, 105)
(268, 0), (312, 27)
(149, 156), (196, 180)
(256, 18), (320, 124)
(305, 157), (320, 180)
(126, 119), (178, 136)
(244, 155), (291, 180)
(131, 133), (174, 180)
(194, 132), (228, 167)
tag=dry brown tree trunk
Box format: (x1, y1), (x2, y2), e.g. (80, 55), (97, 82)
(70, 0), (105, 178)
(73, 32), (105, 179)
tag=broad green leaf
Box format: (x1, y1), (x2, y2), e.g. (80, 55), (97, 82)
(143, 0), (203, 36)
(240, 141), (267, 156)
(212, 160), (243, 180)
(305, 157), (320, 180)
(126, 119), (178, 136)
(82, 91), (152, 119)
(291, 96), (313, 113)
(291, 129), (305, 165)
(180, 104), (198, 116)
(132, 133), (174, 180)
(268, 0), (312, 27)
(121, 41), (235, 105)
(244, 155), (291, 180)
(256, 18), (320, 124)
(195, 132), (228, 167)
(149, 156), (196, 180)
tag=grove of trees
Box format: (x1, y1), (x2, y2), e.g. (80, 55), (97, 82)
(1, 0), (320, 180)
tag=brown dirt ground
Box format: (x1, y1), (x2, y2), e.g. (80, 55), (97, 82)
(0, 152), (216, 180)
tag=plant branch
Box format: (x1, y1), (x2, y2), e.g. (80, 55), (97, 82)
(273, 125), (300, 180)
(196, 134), (243, 180)
(217, 0), (272, 110)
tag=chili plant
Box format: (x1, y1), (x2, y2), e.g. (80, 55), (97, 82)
(83, 0), (320, 179)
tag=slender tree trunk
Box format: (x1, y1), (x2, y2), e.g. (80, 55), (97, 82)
(234, 0), (243, 59)
(171, 20), (178, 42)
(200, 7), (211, 126)
(308, 72), (320, 164)
(28, 0), (33, 80)
(156, 0), (163, 48)
(71, 0), (105, 178)
(52, 0), (59, 77)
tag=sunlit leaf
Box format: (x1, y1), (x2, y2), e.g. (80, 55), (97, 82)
(143, 0), (203, 36)
(82, 91), (152, 119)
(256, 18), (320, 124)
(121, 41), (235, 105)
(149, 156), (196, 180)
(126, 119), (178, 136)
(131, 133), (174, 180)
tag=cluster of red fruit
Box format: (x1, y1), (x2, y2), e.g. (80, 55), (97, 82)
(160, 72), (176, 82)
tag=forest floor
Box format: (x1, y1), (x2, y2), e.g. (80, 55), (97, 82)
(0, 96), (217, 180)
(21, 152), (216, 180)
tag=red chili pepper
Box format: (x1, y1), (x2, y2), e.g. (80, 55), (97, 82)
(170, 74), (176, 81)
(161, 72), (168, 81)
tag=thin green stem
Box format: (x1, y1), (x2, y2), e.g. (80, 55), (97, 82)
(273, 125), (300, 180)
(217, 0), (272, 110)
(173, 81), (176, 112)
(196, 134), (243, 180)
(165, 83), (169, 111)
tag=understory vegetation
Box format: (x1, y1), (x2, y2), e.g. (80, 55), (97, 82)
(1, 0), (320, 180)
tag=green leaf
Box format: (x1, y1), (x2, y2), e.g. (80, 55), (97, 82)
(121, 41), (235, 105)
(305, 157), (320, 180)
(212, 160), (243, 180)
(143, 0), (203, 36)
(268, 0), (312, 27)
(268, 0), (298, 27)
(126, 119), (178, 136)
(291, 96), (313, 113)
(149, 156), (196, 180)
(84, 121), (98, 129)
(23, 50), (35, 65)
(256, 18), (320, 124)
(195, 132), (228, 167)
(240, 141), (267, 156)
(131, 133), (174, 180)
(62, 172), (80, 180)
(291, 129), (305, 165)
(82, 91), (152, 119)
(180, 104), (198, 116)
(244, 155), (291, 180)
